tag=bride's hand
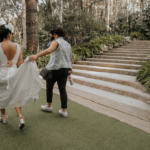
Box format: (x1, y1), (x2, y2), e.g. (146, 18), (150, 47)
(29, 55), (38, 62)
(7, 60), (14, 67)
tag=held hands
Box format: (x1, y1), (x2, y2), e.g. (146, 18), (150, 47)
(29, 55), (38, 62)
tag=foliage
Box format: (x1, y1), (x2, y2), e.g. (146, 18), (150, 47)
(38, 30), (51, 50)
(72, 42), (101, 60)
(22, 49), (50, 69)
(110, 1), (150, 39)
(72, 35), (127, 60)
(136, 59), (150, 93)
(23, 34), (126, 67)
(130, 32), (146, 40)
(38, 1), (107, 46)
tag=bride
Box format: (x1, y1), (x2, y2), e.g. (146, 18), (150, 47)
(0, 23), (41, 129)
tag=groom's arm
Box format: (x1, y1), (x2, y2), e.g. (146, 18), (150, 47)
(36, 41), (58, 58)
(29, 41), (58, 62)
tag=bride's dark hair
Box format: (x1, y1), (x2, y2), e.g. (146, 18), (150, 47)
(0, 25), (12, 42)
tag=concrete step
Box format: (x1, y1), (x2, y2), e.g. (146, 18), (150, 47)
(92, 55), (148, 61)
(75, 61), (141, 70)
(64, 82), (150, 122)
(42, 80), (150, 133)
(106, 51), (150, 54)
(114, 48), (150, 52)
(123, 43), (150, 45)
(121, 46), (150, 49)
(73, 64), (137, 76)
(124, 43), (150, 45)
(72, 75), (150, 105)
(102, 53), (149, 57)
(73, 69), (146, 92)
(86, 58), (142, 65)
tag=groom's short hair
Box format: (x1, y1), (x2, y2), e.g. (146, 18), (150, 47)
(49, 27), (67, 37)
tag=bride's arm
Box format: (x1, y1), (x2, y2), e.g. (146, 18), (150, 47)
(17, 51), (23, 67)
(29, 41), (58, 62)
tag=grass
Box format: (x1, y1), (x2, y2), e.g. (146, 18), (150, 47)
(0, 89), (150, 150)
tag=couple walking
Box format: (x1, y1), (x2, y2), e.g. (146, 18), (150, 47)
(0, 23), (72, 129)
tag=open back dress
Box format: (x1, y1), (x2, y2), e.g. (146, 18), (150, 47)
(0, 43), (42, 109)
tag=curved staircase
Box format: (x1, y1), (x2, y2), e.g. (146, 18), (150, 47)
(42, 41), (150, 133)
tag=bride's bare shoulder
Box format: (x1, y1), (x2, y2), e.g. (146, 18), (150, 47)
(10, 42), (18, 48)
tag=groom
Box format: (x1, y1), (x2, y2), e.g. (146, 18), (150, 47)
(29, 27), (72, 118)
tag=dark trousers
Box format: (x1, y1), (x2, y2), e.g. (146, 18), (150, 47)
(46, 68), (70, 109)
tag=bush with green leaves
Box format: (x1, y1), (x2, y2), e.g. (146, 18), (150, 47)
(39, 30), (51, 50)
(72, 35), (127, 61)
(130, 32), (146, 40)
(136, 59), (150, 93)
(38, 2), (107, 46)
(22, 49), (50, 69)
(110, 2), (150, 38)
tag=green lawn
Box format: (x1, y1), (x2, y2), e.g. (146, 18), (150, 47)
(0, 89), (150, 150)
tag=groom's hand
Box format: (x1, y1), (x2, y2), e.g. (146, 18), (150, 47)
(29, 55), (38, 62)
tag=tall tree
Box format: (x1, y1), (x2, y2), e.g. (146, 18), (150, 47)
(84, 0), (86, 7)
(60, 0), (63, 24)
(50, 0), (54, 16)
(25, 0), (38, 52)
(141, 0), (145, 10)
(105, 0), (110, 31)
(22, 0), (26, 48)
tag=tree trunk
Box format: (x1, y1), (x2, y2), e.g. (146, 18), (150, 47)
(141, 0), (145, 10)
(60, 0), (63, 24)
(50, 0), (54, 16)
(84, 0), (86, 7)
(22, 0), (26, 48)
(95, 4), (97, 21)
(25, 0), (38, 52)
(105, 0), (110, 31)
(81, 0), (83, 10)
(67, 0), (69, 8)
(54, 0), (58, 15)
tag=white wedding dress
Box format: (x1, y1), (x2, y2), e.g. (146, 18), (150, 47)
(0, 43), (42, 109)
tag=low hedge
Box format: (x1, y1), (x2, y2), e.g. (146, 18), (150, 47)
(72, 35), (127, 60)
(130, 32), (146, 40)
(136, 59), (150, 93)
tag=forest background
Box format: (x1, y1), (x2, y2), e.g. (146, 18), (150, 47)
(0, 0), (150, 51)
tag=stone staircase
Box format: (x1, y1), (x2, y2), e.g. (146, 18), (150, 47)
(42, 41), (150, 133)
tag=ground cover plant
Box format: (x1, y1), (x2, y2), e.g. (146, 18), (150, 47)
(72, 35), (127, 60)
(130, 32), (146, 40)
(137, 59), (150, 94)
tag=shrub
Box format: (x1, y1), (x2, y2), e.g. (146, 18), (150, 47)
(72, 35), (127, 61)
(136, 59), (150, 93)
(38, 30), (51, 50)
(130, 32), (146, 40)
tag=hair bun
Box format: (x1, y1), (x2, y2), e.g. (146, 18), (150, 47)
(0, 25), (12, 42)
